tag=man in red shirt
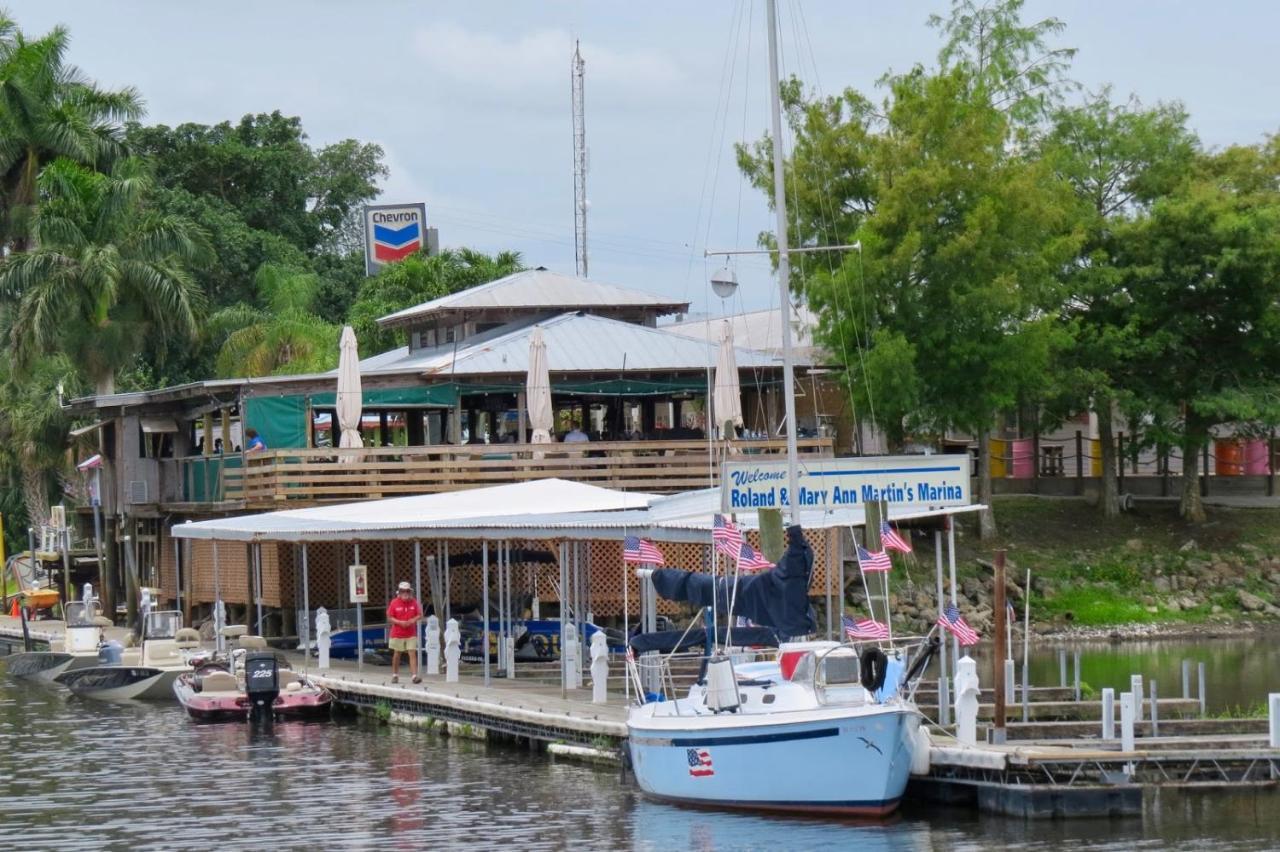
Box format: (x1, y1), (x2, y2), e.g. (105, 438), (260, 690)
(387, 581), (422, 684)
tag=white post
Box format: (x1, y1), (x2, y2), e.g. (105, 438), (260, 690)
(565, 622), (581, 690)
(1131, 674), (1144, 722)
(590, 630), (609, 704)
(316, 607), (331, 670)
(505, 634), (516, 680)
(1003, 659), (1016, 708)
(953, 655), (980, 747)
(1269, 693), (1280, 749)
(934, 530), (950, 727)
(444, 618), (460, 683)
(1120, 691), (1136, 754)
(425, 614), (440, 675)
(1102, 687), (1115, 740)
(1198, 662), (1207, 717)
(1182, 659), (1191, 699)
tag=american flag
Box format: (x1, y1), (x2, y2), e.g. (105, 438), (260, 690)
(735, 542), (773, 572)
(842, 614), (889, 640)
(940, 604), (980, 646)
(623, 535), (665, 565)
(857, 544), (892, 573)
(712, 514), (743, 559)
(880, 521), (913, 554)
(686, 747), (715, 777)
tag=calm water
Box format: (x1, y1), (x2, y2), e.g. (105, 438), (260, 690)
(1, 641), (1278, 851)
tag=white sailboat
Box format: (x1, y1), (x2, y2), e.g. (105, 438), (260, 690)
(624, 0), (932, 815)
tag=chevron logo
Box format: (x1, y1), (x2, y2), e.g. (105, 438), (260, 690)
(366, 204), (427, 269)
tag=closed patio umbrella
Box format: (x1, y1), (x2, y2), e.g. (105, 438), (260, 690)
(713, 320), (743, 438)
(337, 325), (364, 457)
(527, 326), (553, 445)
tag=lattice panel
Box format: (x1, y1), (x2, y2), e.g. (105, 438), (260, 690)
(189, 540), (250, 605)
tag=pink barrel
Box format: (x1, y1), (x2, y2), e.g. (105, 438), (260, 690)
(1011, 438), (1035, 479)
(1244, 439), (1272, 475)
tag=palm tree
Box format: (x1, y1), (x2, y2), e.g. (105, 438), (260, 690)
(212, 263), (339, 377)
(0, 352), (79, 531)
(0, 157), (205, 395)
(0, 14), (144, 250)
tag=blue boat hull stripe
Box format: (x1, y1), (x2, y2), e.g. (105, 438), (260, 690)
(635, 726), (839, 747)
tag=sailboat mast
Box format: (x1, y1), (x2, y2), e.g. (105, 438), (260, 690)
(765, 0), (801, 519)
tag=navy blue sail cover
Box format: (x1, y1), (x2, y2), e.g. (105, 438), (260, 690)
(648, 524), (817, 638)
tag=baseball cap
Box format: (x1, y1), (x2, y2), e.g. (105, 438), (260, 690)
(397, 581), (412, 591)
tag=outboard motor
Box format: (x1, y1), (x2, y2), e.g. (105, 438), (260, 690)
(243, 650), (280, 721)
(98, 640), (123, 665)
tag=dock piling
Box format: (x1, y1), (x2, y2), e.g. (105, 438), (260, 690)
(1120, 691), (1136, 768)
(1131, 675), (1144, 722)
(1020, 664), (1029, 723)
(1270, 693), (1280, 748)
(1059, 649), (1067, 687)
(1072, 650), (1081, 702)
(1198, 662), (1207, 717)
(1149, 680), (1159, 738)
(1102, 687), (1115, 740)
(1182, 659), (1191, 699)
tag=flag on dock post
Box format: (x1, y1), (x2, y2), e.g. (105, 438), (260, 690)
(623, 536), (665, 565)
(880, 521), (913, 554)
(940, 604), (980, 646)
(856, 544), (892, 573)
(712, 514), (743, 559)
(842, 614), (890, 640)
(735, 542), (773, 572)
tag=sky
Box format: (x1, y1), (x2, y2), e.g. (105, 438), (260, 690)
(10, 1), (1279, 319)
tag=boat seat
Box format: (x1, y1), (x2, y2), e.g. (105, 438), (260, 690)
(199, 671), (239, 693)
(144, 640), (182, 665)
(174, 628), (202, 649)
(236, 635), (268, 650)
(221, 624), (248, 639)
(92, 616), (114, 627)
(277, 669), (301, 689)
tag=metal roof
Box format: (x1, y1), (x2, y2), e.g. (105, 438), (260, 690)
(361, 311), (789, 377)
(663, 305), (824, 361)
(377, 267), (689, 328)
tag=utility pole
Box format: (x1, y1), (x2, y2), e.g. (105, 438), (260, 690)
(571, 41), (588, 278)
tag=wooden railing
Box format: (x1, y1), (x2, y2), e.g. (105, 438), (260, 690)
(222, 438), (835, 506)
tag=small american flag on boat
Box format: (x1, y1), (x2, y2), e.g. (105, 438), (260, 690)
(735, 542), (773, 572)
(940, 604), (980, 646)
(623, 536), (665, 565)
(857, 544), (892, 573)
(712, 514), (743, 559)
(687, 747), (715, 777)
(842, 614), (889, 640)
(880, 521), (912, 554)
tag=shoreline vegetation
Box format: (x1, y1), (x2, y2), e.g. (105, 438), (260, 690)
(854, 496), (1280, 640)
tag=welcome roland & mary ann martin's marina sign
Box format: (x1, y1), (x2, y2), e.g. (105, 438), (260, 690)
(721, 455), (970, 512)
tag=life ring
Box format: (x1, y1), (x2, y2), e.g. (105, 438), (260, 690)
(530, 633), (551, 658)
(860, 647), (888, 692)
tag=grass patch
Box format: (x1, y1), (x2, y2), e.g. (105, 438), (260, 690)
(1036, 585), (1159, 626)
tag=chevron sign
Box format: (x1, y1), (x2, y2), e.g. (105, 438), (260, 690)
(363, 202), (428, 274)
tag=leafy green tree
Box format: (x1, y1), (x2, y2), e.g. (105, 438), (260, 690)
(347, 249), (523, 354)
(1042, 91), (1199, 516)
(212, 263), (339, 377)
(1117, 151), (1280, 522)
(0, 351), (80, 533)
(0, 157), (205, 396)
(0, 14), (143, 250)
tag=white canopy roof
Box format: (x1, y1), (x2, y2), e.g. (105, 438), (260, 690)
(174, 479), (981, 544)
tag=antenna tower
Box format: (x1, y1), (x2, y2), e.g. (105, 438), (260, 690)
(571, 41), (588, 277)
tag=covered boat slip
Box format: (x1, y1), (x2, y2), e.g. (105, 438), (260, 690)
(172, 478), (983, 693)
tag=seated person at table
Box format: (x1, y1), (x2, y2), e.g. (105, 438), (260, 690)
(563, 420), (590, 443)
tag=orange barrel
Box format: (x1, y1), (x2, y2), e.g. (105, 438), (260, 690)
(989, 438), (1009, 478)
(1011, 438), (1035, 479)
(1214, 439), (1244, 476)
(1243, 439), (1272, 475)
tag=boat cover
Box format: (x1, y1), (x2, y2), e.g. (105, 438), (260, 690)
(648, 524), (816, 638)
(627, 626), (782, 656)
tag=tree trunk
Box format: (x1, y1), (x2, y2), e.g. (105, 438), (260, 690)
(19, 457), (50, 530)
(977, 426), (998, 540)
(1180, 418), (1207, 523)
(95, 370), (115, 398)
(1098, 403), (1119, 518)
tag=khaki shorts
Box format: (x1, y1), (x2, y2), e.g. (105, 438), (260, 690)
(388, 636), (418, 652)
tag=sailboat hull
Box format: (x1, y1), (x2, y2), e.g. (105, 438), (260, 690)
(628, 705), (919, 816)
